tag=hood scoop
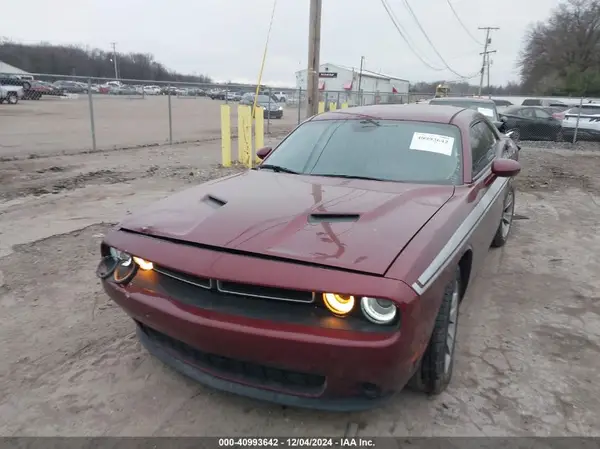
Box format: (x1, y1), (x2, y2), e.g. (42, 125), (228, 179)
(203, 194), (227, 208)
(308, 213), (360, 224)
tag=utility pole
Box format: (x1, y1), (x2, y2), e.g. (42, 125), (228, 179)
(477, 27), (499, 96)
(479, 50), (496, 98)
(306, 0), (322, 118)
(110, 42), (119, 80)
(357, 56), (365, 106)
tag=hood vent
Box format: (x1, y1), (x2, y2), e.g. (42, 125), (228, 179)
(308, 213), (360, 224)
(203, 194), (227, 208)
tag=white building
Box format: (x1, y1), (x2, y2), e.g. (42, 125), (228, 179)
(295, 62), (410, 105)
(0, 60), (31, 76)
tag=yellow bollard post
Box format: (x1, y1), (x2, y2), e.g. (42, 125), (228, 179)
(254, 107), (264, 164)
(318, 102), (325, 114)
(220, 104), (231, 167)
(237, 105), (252, 167)
(329, 102), (337, 111)
(341, 103), (349, 109)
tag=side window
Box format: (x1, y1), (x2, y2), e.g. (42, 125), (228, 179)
(470, 121), (498, 176)
(534, 109), (551, 119)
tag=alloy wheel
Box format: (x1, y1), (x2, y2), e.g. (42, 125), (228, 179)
(444, 279), (460, 373)
(501, 190), (515, 239)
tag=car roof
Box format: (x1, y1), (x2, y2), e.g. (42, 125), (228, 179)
(430, 97), (496, 106)
(311, 104), (477, 125)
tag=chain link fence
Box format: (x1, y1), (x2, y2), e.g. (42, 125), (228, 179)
(1, 73), (598, 159)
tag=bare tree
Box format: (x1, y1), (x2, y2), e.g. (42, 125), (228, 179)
(519, 0), (600, 95)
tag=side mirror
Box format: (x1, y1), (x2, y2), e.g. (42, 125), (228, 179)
(256, 146), (273, 160)
(500, 116), (507, 122)
(492, 158), (521, 178)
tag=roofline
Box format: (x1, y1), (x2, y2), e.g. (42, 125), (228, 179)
(295, 62), (410, 83)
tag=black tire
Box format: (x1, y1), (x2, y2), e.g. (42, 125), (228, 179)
(491, 185), (515, 248)
(409, 266), (461, 395)
(7, 93), (18, 104)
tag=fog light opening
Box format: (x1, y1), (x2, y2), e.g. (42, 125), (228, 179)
(361, 382), (382, 399)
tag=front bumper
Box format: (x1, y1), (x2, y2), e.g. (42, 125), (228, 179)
(264, 110), (283, 119)
(103, 277), (419, 411)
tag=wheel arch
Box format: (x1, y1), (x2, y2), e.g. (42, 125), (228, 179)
(457, 247), (473, 300)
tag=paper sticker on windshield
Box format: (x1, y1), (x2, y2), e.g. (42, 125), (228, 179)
(477, 107), (495, 117)
(410, 133), (454, 156)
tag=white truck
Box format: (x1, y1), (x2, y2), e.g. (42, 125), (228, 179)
(0, 85), (24, 104)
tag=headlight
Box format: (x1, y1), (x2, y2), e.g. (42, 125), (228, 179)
(278, 106), (283, 111)
(109, 247), (132, 266)
(361, 297), (397, 324)
(323, 293), (355, 315)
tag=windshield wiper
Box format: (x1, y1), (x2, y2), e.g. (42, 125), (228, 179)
(314, 174), (387, 182)
(256, 164), (299, 174)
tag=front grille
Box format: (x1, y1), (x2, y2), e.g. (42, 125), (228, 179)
(139, 323), (326, 395)
(153, 265), (211, 289)
(216, 280), (314, 303)
(153, 264), (313, 303)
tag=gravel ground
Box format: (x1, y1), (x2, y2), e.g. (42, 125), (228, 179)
(0, 140), (599, 436)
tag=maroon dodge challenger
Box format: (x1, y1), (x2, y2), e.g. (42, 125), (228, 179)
(97, 104), (521, 410)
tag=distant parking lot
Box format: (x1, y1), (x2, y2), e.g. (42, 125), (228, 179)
(0, 95), (301, 159)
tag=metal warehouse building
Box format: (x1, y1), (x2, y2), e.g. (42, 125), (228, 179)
(295, 62), (410, 105)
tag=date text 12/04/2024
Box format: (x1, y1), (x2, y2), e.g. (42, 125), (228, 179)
(218, 438), (376, 447)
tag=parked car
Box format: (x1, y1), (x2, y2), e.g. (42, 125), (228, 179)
(209, 89), (226, 100)
(114, 85), (140, 96)
(240, 93), (283, 118)
(96, 104), (521, 410)
(225, 90), (242, 101)
(561, 103), (600, 141)
(22, 80), (52, 100)
(273, 91), (288, 103)
(53, 80), (87, 94)
(0, 74), (32, 91)
(492, 99), (513, 107)
(521, 98), (570, 109)
(143, 85), (162, 95)
(498, 106), (564, 141)
(429, 97), (505, 132)
(0, 85), (23, 104)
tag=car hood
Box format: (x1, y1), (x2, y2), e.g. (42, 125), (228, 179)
(119, 171), (454, 275)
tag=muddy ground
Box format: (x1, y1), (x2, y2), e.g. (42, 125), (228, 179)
(0, 141), (599, 436)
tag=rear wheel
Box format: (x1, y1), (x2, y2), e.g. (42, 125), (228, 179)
(491, 185), (515, 248)
(409, 267), (461, 395)
(7, 93), (18, 104)
(554, 128), (564, 142)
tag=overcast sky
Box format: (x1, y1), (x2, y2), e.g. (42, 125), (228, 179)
(3, 0), (562, 86)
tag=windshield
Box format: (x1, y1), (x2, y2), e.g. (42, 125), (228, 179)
(430, 99), (497, 120)
(256, 95), (272, 103)
(262, 119), (462, 185)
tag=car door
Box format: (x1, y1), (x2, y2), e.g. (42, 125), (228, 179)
(531, 107), (560, 140)
(466, 120), (507, 275)
(513, 107), (537, 139)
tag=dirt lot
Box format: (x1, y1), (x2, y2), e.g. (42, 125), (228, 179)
(0, 95), (301, 159)
(0, 141), (600, 436)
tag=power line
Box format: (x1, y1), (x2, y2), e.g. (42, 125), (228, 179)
(397, 0), (480, 79)
(379, 0), (444, 71)
(445, 0), (483, 46)
(381, 0), (438, 68)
